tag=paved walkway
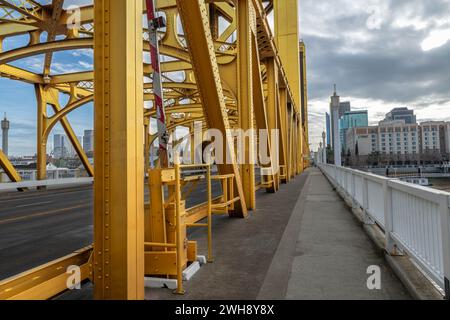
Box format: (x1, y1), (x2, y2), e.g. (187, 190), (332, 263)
(147, 168), (410, 300)
(259, 168), (410, 300)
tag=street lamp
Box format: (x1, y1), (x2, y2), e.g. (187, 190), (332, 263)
(322, 131), (327, 164)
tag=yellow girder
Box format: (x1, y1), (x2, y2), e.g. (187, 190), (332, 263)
(0, 0), (309, 300)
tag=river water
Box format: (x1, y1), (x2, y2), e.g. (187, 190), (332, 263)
(428, 178), (450, 192)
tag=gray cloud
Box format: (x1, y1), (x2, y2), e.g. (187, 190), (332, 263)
(300, 0), (450, 149)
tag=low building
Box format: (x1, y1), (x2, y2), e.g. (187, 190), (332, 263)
(345, 120), (449, 165)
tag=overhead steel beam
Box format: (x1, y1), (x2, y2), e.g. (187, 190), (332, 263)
(0, 64), (43, 83)
(50, 71), (94, 85)
(93, 0), (145, 300)
(176, 0), (248, 217)
(0, 38), (92, 65)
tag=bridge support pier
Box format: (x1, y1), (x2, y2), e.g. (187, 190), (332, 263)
(93, 0), (145, 300)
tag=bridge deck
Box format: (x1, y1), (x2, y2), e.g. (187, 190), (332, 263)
(143, 168), (410, 300)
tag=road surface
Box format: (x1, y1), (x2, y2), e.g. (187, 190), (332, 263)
(0, 179), (223, 281)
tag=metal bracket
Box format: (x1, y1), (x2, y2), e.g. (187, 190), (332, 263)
(150, 16), (166, 30)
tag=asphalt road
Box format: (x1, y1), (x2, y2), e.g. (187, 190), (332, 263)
(0, 179), (223, 281)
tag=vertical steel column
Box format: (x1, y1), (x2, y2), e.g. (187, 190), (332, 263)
(237, 0), (255, 210)
(274, 0), (303, 172)
(288, 107), (295, 178)
(278, 88), (288, 182)
(274, 0), (301, 106)
(300, 42), (309, 166)
(266, 58), (279, 190)
(297, 115), (303, 173)
(93, 0), (144, 300)
(35, 84), (47, 182)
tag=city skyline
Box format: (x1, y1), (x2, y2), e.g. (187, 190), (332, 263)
(1, 0), (450, 156)
(302, 0), (450, 150)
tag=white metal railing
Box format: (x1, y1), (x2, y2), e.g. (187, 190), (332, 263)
(319, 164), (450, 296)
(0, 177), (93, 192)
(0, 169), (87, 182)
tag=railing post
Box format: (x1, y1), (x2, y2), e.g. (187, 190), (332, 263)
(351, 172), (356, 208)
(383, 180), (399, 255)
(362, 177), (374, 225)
(439, 194), (450, 300)
(334, 166), (337, 185)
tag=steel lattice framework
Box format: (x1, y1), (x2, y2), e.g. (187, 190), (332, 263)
(0, 0), (310, 300)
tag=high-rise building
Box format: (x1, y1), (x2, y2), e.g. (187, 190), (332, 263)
(340, 110), (369, 151)
(54, 134), (81, 158)
(1, 113), (9, 156)
(53, 134), (65, 159)
(382, 107), (417, 125)
(325, 113), (331, 147)
(338, 101), (351, 118)
(329, 87), (351, 149)
(83, 130), (94, 154)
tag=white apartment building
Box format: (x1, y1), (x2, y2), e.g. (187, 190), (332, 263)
(345, 120), (449, 162)
(420, 121), (446, 154)
(346, 120), (420, 157)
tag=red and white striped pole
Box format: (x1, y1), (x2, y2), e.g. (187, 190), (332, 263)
(146, 0), (169, 168)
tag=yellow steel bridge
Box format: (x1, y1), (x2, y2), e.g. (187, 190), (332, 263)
(0, 0), (309, 300)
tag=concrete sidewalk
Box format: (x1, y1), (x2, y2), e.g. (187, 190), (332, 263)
(145, 168), (410, 300)
(259, 168), (410, 300)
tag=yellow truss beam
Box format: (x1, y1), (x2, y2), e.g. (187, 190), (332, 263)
(176, 0), (248, 217)
(0, 148), (21, 182)
(0, 64), (43, 83)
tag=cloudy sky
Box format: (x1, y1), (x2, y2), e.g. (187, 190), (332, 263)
(299, 0), (450, 150)
(1, 0), (450, 155)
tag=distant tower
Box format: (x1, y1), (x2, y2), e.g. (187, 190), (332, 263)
(330, 86), (342, 166)
(1, 113), (9, 156)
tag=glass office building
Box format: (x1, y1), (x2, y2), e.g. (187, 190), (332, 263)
(340, 110), (369, 151)
(383, 107), (417, 124)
